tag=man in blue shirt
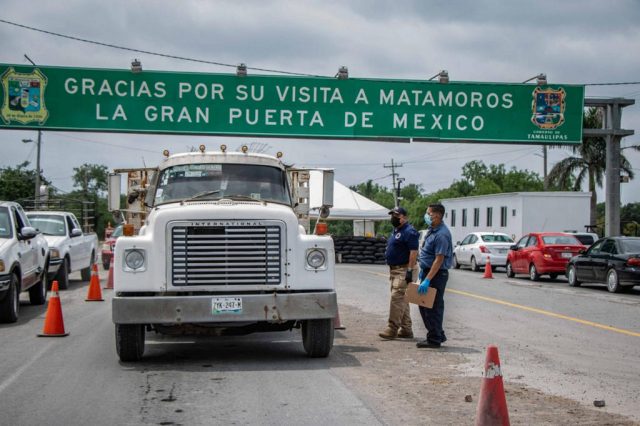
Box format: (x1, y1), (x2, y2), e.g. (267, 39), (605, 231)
(416, 203), (453, 348)
(380, 207), (419, 340)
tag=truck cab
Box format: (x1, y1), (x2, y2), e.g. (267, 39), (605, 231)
(109, 147), (337, 361)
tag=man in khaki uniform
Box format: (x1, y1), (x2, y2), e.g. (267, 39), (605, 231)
(379, 207), (419, 339)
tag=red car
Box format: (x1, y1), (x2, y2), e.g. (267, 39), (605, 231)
(506, 232), (584, 281)
(101, 224), (123, 269)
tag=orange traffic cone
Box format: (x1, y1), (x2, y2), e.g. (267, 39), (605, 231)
(86, 263), (104, 302)
(475, 345), (510, 426)
(37, 281), (69, 337)
(334, 307), (346, 330)
(104, 257), (114, 290)
(483, 256), (494, 279)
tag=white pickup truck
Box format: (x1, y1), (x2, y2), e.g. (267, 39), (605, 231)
(109, 147), (337, 361)
(26, 211), (98, 289)
(0, 201), (50, 323)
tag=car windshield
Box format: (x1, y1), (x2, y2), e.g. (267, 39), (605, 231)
(620, 239), (640, 253)
(480, 234), (513, 243)
(154, 163), (291, 206)
(542, 235), (581, 245)
(0, 207), (11, 238)
(26, 214), (66, 236)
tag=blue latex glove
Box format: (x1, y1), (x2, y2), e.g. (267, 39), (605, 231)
(418, 277), (431, 294)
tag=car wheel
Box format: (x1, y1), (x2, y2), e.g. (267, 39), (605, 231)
(0, 273), (20, 323)
(453, 255), (460, 270)
(529, 264), (540, 281)
(607, 269), (622, 293)
(29, 268), (48, 305)
(471, 256), (480, 272)
(567, 265), (581, 287)
(302, 319), (334, 358)
(56, 258), (70, 290)
(115, 324), (145, 362)
(506, 262), (515, 278)
(549, 273), (558, 281)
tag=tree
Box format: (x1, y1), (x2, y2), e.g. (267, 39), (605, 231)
(0, 161), (50, 202)
(72, 164), (109, 196)
(547, 107), (635, 226)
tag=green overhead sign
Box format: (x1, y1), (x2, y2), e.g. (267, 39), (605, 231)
(0, 64), (585, 143)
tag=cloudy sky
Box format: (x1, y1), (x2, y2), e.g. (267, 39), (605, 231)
(1, 0), (639, 205)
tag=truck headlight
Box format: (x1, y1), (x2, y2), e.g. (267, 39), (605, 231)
(50, 248), (60, 259)
(124, 249), (146, 271)
(306, 249), (326, 270)
(0, 259), (4, 273)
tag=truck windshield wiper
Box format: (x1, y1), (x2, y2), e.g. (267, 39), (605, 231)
(183, 190), (222, 202)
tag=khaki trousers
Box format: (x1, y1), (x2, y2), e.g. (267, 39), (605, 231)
(387, 266), (415, 332)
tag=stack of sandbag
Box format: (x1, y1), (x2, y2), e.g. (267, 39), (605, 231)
(332, 236), (387, 264)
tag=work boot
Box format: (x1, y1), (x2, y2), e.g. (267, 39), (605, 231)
(378, 327), (397, 340)
(397, 329), (414, 339)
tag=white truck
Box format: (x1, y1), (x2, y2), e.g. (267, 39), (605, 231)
(108, 146), (337, 361)
(26, 211), (98, 289)
(0, 201), (50, 323)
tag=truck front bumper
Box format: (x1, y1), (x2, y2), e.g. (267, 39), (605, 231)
(112, 291), (338, 324)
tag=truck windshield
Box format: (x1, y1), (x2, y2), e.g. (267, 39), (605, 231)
(0, 207), (11, 238)
(27, 214), (66, 236)
(154, 163), (291, 206)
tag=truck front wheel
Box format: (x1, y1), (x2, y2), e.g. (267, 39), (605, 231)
(115, 324), (145, 362)
(302, 319), (334, 358)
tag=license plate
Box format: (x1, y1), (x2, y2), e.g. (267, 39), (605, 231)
(561, 252), (573, 259)
(212, 297), (242, 314)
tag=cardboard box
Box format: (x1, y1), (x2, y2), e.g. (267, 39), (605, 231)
(404, 283), (437, 308)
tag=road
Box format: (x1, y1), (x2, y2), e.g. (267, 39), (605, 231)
(0, 265), (638, 425)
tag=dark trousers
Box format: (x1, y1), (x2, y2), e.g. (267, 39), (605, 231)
(418, 268), (448, 344)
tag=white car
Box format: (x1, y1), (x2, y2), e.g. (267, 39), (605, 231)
(453, 232), (514, 271)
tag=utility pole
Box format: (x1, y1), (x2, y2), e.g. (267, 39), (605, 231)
(383, 159), (403, 207)
(24, 54), (43, 208)
(396, 177), (405, 207)
(543, 145), (548, 190)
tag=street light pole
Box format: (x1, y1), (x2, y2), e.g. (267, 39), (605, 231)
(22, 132), (42, 207)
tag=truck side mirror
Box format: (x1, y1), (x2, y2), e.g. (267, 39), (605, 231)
(70, 228), (82, 238)
(19, 226), (37, 240)
(144, 172), (157, 208)
(108, 173), (121, 212)
(321, 170), (334, 208)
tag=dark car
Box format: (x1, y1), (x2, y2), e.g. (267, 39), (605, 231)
(566, 237), (640, 293)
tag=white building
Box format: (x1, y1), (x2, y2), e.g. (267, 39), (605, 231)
(441, 192), (592, 244)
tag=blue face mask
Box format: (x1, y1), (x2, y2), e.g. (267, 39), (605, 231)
(424, 214), (432, 227)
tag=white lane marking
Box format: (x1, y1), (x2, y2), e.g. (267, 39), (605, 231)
(0, 341), (56, 395)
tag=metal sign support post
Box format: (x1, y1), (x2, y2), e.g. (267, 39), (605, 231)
(584, 98), (635, 237)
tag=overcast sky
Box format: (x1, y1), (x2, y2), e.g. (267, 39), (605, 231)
(1, 0), (639, 205)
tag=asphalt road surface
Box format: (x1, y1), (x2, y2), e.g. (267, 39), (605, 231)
(0, 264), (638, 425)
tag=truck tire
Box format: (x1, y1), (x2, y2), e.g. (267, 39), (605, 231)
(302, 319), (334, 358)
(29, 267), (48, 305)
(115, 324), (145, 362)
(80, 251), (95, 281)
(56, 258), (70, 290)
(0, 274), (20, 323)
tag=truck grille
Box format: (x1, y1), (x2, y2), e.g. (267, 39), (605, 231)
(170, 221), (283, 286)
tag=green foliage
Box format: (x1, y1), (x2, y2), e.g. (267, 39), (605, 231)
(73, 163), (109, 196)
(327, 220), (353, 236)
(0, 161), (50, 202)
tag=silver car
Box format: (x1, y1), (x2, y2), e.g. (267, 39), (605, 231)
(453, 232), (514, 271)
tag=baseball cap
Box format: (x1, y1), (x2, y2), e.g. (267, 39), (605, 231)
(388, 207), (408, 216)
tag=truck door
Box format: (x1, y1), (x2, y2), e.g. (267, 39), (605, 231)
(66, 215), (86, 270)
(12, 206), (37, 285)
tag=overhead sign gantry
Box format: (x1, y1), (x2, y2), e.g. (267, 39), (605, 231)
(1, 64), (584, 144)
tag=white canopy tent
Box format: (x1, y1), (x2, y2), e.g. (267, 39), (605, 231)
(308, 170), (390, 221)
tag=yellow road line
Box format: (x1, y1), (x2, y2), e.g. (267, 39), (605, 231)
(348, 266), (640, 338)
(448, 289), (640, 338)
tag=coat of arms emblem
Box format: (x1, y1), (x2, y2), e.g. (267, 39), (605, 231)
(531, 87), (565, 130)
(1, 67), (49, 125)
